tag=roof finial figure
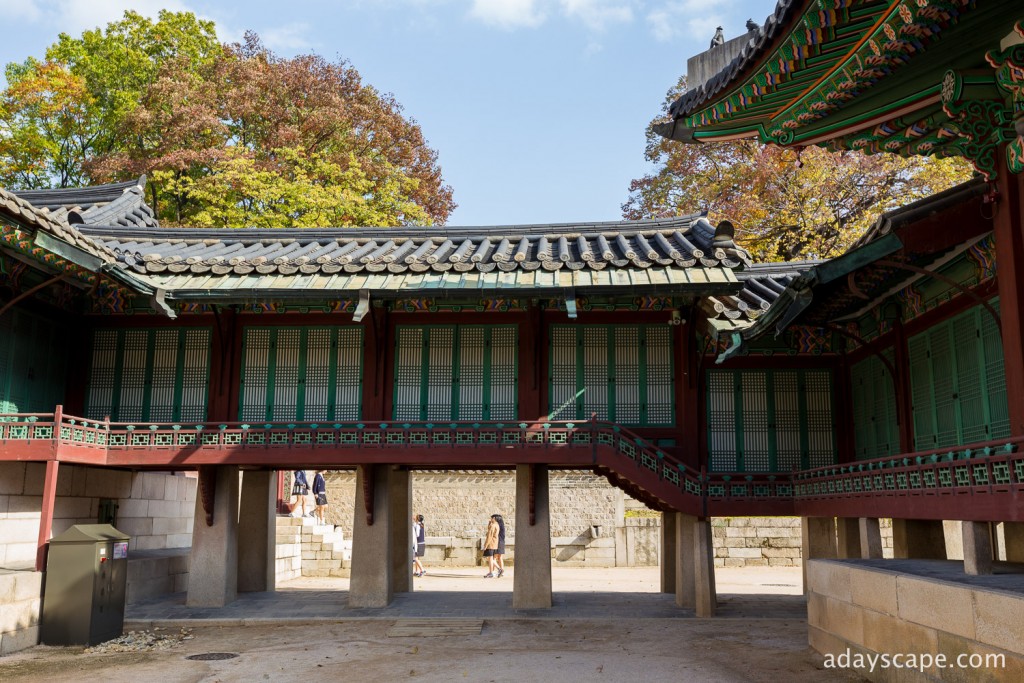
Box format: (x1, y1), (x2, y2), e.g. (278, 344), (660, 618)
(710, 26), (725, 48)
(746, 18), (759, 32)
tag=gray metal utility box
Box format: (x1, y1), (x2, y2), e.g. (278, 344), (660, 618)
(40, 524), (130, 646)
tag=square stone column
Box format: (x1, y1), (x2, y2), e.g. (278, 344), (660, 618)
(858, 518), (884, 559)
(999, 522), (1024, 562)
(389, 467), (412, 593)
(892, 519), (947, 559)
(962, 521), (993, 575)
(187, 465), (240, 607)
(836, 518), (861, 559)
(349, 464), (395, 608)
(660, 511), (678, 594)
(693, 518), (717, 617)
(801, 517), (837, 593)
(237, 469), (276, 593)
(674, 512), (696, 609)
(513, 464), (551, 609)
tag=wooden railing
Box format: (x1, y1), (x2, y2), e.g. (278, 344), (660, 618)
(2, 408), (1022, 519)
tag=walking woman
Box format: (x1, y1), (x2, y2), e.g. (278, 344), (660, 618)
(290, 470), (310, 517)
(483, 515), (500, 577)
(312, 470), (328, 524)
(413, 514), (427, 577)
(492, 514), (506, 578)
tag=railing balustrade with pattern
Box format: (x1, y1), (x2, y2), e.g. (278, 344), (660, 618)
(793, 438), (1024, 500)
(2, 407), (1022, 519)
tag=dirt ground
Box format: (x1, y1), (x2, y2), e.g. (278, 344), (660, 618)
(0, 619), (862, 683)
(0, 567), (864, 682)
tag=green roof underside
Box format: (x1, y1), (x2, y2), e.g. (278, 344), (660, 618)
(672, 1), (1022, 180)
(135, 266), (740, 303)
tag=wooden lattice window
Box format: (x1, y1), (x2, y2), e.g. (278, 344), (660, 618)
(239, 327), (363, 422)
(86, 328), (211, 422)
(393, 325), (517, 421)
(908, 300), (1008, 450)
(0, 309), (67, 413)
(851, 351), (899, 460)
(549, 325), (673, 426)
(706, 369), (836, 472)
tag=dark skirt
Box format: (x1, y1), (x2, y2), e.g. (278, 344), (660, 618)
(292, 483), (309, 496)
(415, 544), (425, 557)
(483, 549), (496, 557)
(315, 493), (328, 506)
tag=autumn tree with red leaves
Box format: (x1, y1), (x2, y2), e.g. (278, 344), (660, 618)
(624, 76), (972, 261)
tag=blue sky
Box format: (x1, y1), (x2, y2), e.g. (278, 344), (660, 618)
(1, 0), (773, 226)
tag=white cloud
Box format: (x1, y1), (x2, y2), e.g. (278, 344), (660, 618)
(560, 0), (634, 33)
(259, 22), (314, 52)
(646, 1), (730, 44)
(1, 0), (43, 22)
(469, 0), (546, 29)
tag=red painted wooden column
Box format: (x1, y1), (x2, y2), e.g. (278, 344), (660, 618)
(518, 304), (543, 421)
(208, 307), (238, 423)
(833, 356), (854, 464)
(993, 151), (1024, 437)
(36, 459), (59, 571)
(675, 322), (700, 470)
(892, 318), (915, 452)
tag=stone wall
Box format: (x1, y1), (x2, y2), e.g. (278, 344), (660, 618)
(316, 470), (620, 541)
(0, 569), (41, 656)
(0, 463), (197, 567)
(713, 517), (803, 567)
(807, 559), (1024, 682)
(0, 463), (197, 656)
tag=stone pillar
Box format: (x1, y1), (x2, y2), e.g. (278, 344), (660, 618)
(187, 465), (240, 607)
(237, 469), (276, 593)
(836, 518), (861, 559)
(801, 517), (837, 593)
(1001, 522), (1024, 562)
(661, 511), (678, 594)
(962, 521), (993, 576)
(513, 465), (551, 609)
(891, 519), (947, 559)
(389, 467), (412, 593)
(859, 518), (884, 559)
(349, 464), (394, 608)
(693, 518), (717, 617)
(674, 513), (696, 609)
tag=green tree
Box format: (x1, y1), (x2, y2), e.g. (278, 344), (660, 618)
(0, 11), (220, 190)
(1, 15), (454, 227)
(624, 77), (973, 261)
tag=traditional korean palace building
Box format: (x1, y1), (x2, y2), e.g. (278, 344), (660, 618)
(1, 0), (1023, 674)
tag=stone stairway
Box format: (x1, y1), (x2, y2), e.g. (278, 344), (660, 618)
(275, 516), (351, 582)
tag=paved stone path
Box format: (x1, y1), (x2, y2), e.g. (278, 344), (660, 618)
(126, 566), (806, 627)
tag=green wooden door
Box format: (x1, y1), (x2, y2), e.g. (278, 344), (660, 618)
(706, 368), (836, 472)
(850, 351), (899, 460)
(239, 326), (363, 422)
(549, 325), (673, 425)
(86, 328), (211, 422)
(393, 325), (517, 421)
(908, 300), (1009, 449)
(0, 309), (68, 413)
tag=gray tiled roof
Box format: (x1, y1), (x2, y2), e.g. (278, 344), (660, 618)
(12, 177), (158, 229)
(0, 187), (118, 262)
(77, 215), (752, 278)
(703, 261), (816, 330)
